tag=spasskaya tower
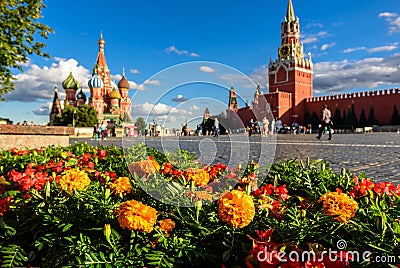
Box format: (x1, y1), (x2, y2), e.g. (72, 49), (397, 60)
(267, 0), (313, 124)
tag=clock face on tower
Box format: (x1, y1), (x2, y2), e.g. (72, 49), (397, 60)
(295, 43), (302, 58)
(279, 44), (290, 59)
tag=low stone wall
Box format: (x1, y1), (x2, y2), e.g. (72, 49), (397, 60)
(0, 125), (74, 150)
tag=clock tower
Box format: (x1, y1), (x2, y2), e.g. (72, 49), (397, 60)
(268, 0), (313, 125)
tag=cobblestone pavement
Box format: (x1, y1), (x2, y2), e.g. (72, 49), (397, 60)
(71, 133), (400, 183)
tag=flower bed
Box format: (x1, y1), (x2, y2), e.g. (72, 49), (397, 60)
(0, 143), (399, 267)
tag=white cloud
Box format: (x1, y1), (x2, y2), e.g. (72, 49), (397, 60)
(130, 69), (140, 74)
(367, 45), (397, 53)
(199, 66), (215, 73)
(5, 58), (90, 102)
(320, 42), (336, 51)
(32, 102), (52, 116)
(343, 45), (398, 54)
(343, 47), (366, 53)
(302, 31), (329, 44)
(111, 74), (142, 90)
(379, 12), (400, 34)
(172, 94), (189, 102)
(165, 45), (188, 55)
(144, 79), (160, 86)
(313, 53), (400, 94)
(191, 105), (200, 111)
(164, 45), (199, 57)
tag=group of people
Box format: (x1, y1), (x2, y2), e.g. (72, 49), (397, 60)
(247, 117), (275, 137)
(16, 120), (35, 126)
(92, 121), (116, 140)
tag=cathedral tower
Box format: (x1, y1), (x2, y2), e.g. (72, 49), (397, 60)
(268, 0), (313, 124)
(118, 68), (132, 119)
(49, 86), (62, 125)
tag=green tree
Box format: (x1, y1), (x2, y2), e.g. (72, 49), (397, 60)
(303, 110), (311, 125)
(390, 105), (400, 125)
(367, 106), (379, 126)
(332, 107), (341, 126)
(0, 1), (54, 99)
(357, 108), (367, 127)
(135, 117), (146, 134)
(53, 105), (98, 127)
(74, 105), (98, 127)
(311, 111), (319, 128)
(342, 110), (347, 126)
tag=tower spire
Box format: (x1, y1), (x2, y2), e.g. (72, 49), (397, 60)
(286, 0), (295, 22)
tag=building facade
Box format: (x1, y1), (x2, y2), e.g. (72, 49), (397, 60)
(228, 0), (400, 128)
(50, 34), (132, 124)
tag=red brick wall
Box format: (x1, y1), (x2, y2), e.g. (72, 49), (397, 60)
(304, 89), (400, 125)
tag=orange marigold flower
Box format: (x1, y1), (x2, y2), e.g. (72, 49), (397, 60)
(185, 168), (210, 186)
(109, 177), (132, 195)
(128, 159), (159, 178)
(59, 169), (91, 193)
(319, 191), (358, 223)
(159, 219), (175, 236)
(218, 189), (255, 228)
(115, 200), (157, 233)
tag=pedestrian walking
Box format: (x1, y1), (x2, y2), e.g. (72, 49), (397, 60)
(213, 118), (220, 138)
(316, 104), (332, 140)
(262, 116), (269, 137)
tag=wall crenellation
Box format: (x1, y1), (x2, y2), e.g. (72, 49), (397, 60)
(306, 88), (400, 103)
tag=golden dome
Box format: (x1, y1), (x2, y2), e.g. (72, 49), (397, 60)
(108, 89), (121, 99)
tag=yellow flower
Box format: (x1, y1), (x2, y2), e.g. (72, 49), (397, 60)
(218, 189), (255, 228)
(115, 200), (157, 233)
(319, 191), (358, 223)
(159, 219), (175, 237)
(128, 159), (159, 178)
(59, 169), (90, 193)
(109, 177), (132, 195)
(185, 168), (210, 186)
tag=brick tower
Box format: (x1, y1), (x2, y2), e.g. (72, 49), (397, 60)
(268, 0), (313, 125)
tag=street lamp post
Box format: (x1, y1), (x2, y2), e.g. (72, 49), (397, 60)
(73, 110), (76, 128)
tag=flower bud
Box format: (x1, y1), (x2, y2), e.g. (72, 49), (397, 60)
(103, 224), (111, 240)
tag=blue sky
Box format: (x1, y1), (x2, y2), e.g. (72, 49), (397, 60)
(1, 0), (400, 129)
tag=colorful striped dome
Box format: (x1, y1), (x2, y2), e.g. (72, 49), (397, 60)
(88, 73), (104, 88)
(118, 75), (130, 89)
(108, 88), (121, 99)
(62, 72), (80, 90)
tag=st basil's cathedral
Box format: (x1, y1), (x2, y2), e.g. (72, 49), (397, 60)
(49, 34), (132, 125)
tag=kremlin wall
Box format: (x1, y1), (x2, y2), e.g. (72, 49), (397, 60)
(228, 0), (400, 129)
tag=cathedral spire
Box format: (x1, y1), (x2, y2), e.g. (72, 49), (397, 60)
(286, 0), (296, 22)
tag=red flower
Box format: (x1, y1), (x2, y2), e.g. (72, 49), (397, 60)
(161, 162), (173, 175)
(0, 196), (12, 217)
(255, 229), (274, 242)
(374, 182), (396, 196)
(87, 162), (95, 169)
(98, 150), (107, 159)
(82, 153), (91, 163)
(349, 176), (374, 198)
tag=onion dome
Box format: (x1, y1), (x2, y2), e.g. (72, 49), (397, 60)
(118, 75), (130, 89)
(62, 72), (80, 90)
(118, 68), (130, 89)
(76, 89), (87, 101)
(88, 73), (104, 88)
(108, 88), (121, 99)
